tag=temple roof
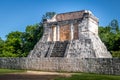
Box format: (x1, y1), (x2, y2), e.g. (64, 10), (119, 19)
(56, 10), (91, 21)
(46, 10), (97, 23)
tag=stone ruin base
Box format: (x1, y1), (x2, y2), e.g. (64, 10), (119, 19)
(28, 33), (112, 58)
(0, 57), (120, 75)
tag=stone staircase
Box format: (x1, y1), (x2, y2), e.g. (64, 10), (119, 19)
(50, 41), (68, 57)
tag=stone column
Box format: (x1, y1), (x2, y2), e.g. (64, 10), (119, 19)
(56, 25), (60, 41)
(53, 26), (57, 41)
(48, 27), (52, 41)
(43, 23), (49, 42)
(70, 23), (74, 40)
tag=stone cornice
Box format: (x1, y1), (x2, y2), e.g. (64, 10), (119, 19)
(46, 15), (98, 27)
(47, 18), (83, 27)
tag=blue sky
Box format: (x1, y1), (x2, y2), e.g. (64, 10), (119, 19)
(0, 0), (120, 40)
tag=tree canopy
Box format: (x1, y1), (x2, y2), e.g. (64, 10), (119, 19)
(99, 19), (120, 57)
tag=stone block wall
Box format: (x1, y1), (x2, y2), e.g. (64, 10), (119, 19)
(66, 40), (95, 58)
(0, 58), (26, 69)
(28, 42), (53, 58)
(0, 58), (120, 75)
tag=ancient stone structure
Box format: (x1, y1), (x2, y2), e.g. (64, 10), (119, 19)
(0, 58), (120, 75)
(28, 10), (112, 58)
(0, 10), (119, 75)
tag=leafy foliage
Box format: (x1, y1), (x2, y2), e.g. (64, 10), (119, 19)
(109, 19), (119, 33)
(0, 24), (43, 57)
(0, 37), (4, 55)
(0, 12), (55, 57)
(99, 19), (120, 57)
(42, 12), (56, 20)
(22, 24), (43, 56)
(111, 51), (120, 57)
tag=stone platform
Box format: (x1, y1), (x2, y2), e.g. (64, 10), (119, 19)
(28, 10), (112, 58)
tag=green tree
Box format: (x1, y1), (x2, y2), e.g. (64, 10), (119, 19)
(22, 24), (43, 56)
(99, 26), (112, 50)
(42, 12), (56, 20)
(99, 19), (120, 57)
(113, 32), (120, 50)
(2, 31), (23, 57)
(0, 12), (55, 57)
(0, 37), (4, 55)
(109, 19), (119, 33)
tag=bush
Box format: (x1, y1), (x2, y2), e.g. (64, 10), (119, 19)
(111, 51), (120, 58)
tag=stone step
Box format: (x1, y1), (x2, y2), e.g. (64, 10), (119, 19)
(50, 41), (68, 57)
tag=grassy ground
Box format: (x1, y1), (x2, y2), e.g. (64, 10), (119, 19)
(55, 73), (120, 80)
(0, 69), (25, 74)
(0, 69), (120, 80)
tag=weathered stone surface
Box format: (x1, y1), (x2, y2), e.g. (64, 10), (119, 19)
(28, 42), (52, 58)
(60, 24), (71, 41)
(0, 58), (120, 75)
(0, 58), (26, 69)
(56, 10), (88, 21)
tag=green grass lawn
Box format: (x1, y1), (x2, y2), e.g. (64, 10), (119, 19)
(0, 69), (25, 74)
(55, 73), (120, 80)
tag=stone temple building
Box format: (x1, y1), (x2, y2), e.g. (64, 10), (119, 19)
(28, 10), (112, 58)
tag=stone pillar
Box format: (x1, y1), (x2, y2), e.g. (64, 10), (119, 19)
(53, 26), (57, 41)
(43, 23), (49, 42)
(70, 23), (74, 40)
(48, 27), (52, 41)
(56, 25), (60, 41)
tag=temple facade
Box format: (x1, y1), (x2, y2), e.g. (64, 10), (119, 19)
(28, 10), (112, 58)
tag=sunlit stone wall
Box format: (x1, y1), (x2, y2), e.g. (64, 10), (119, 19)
(0, 58), (120, 75)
